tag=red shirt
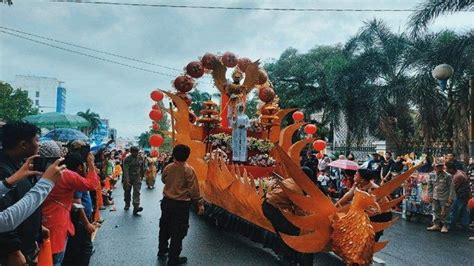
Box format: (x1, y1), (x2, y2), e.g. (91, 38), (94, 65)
(42, 169), (98, 254)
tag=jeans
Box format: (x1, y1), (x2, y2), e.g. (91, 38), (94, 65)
(53, 251), (65, 266)
(450, 198), (470, 228)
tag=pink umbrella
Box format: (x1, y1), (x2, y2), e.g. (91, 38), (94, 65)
(328, 159), (359, 170)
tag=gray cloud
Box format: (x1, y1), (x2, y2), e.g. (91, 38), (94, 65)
(1, 0), (472, 137)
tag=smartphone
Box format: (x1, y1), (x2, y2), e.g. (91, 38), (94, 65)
(33, 157), (60, 172)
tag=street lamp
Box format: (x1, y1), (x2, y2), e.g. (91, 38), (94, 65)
(432, 63), (454, 91)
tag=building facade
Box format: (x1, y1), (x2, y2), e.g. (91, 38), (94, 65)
(12, 75), (66, 113)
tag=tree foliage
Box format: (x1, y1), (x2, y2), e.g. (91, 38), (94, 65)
(0, 82), (38, 122)
(77, 109), (101, 136)
(266, 19), (473, 158)
(409, 0), (474, 36)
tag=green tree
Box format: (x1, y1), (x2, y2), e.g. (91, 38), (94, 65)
(408, 30), (473, 159)
(245, 93), (259, 119)
(189, 89), (211, 116)
(0, 82), (38, 122)
(409, 0), (474, 36)
(77, 109), (101, 136)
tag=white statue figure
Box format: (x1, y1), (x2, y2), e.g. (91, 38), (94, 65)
(231, 103), (250, 163)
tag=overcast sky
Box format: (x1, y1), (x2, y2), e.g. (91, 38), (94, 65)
(1, 0), (472, 138)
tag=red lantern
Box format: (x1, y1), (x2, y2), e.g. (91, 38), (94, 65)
(258, 87), (275, 103)
(222, 52), (238, 68)
(149, 134), (164, 147)
(150, 90), (164, 101)
(237, 58), (252, 72)
(292, 111), (304, 122)
(256, 70), (268, 85)
(152, 123), (160, 131)
(150, 150), (159, 158)
(173, 75), (194, 93)
(304, 124), (318, 135)
(313, 140), (327, 151)
(201, 53), (218, 69)
(149, 109), (163, 121)
(468, 198), (474, 209)
(186, 61), (204, 78)
(316, 152), (324, 160)
(152, 104), (160, 110)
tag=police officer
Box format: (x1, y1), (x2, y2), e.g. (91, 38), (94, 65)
(427, 157), (454, 233)
(123, 146), (145, 215)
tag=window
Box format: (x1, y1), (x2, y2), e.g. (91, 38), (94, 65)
(35, 100), (39, 106)
(36, 91), (40, 97)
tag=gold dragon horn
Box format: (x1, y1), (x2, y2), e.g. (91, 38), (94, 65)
(371, 217), (399, 233)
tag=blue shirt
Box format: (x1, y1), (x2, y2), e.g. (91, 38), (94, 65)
(74, 191), (93, 218)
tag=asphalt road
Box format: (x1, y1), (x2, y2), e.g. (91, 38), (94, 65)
(90, 177), (473, 266)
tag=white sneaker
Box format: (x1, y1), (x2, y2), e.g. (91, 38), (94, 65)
(441, 225), (448, 233)
(469, 237), (474, 241)
(427, 224), (441, 231)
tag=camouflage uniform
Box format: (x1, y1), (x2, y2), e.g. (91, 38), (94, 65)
(428, 171), (454, 226)
(123, 154), (144, 210)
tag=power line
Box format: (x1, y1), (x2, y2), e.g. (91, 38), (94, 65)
(0, 26), (182, 72)
(50, 1), (420, 12)
(0, 30), (177, 77)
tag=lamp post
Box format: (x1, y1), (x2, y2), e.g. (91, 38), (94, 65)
(432, 64), (454, 149)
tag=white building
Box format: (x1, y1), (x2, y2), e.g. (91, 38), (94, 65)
(11, 75), (66, 113)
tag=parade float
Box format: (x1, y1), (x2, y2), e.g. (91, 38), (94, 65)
(147, 52), (420, 265)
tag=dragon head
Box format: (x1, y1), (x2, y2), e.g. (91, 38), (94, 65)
(352, 188), (381, 215)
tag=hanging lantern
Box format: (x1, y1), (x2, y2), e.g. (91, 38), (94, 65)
(150, 150), (159, 158)
(222, 52), (238, 68)
(304, 124), (318, 135)
(186, 61), (205, 78)
(201, 53), (218, 69)
(150, 90), (164, 101)
(237, 57), (252, 72)
(152, 123), (160, 131)
(149, 109), (163, 121)
(149, 134), (164, 147)
(313, 140), (327, 151)
(152, 104), (160, 110)
(256, 69), (268, 85)
(258, 87), (275, 103)
(173, 75), (194, 93)
(292, 111), (304, 122)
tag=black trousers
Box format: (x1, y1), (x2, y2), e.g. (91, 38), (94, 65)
(370, 212), (393, 242)
(158, 198), (191, 260)
(63, 213), (93, 266)
(262, 200), (313, 266)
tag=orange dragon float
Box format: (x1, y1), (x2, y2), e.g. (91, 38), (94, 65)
(147, 52), (420, 265)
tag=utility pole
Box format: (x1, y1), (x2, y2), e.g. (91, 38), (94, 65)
(469, 76), (474, 159)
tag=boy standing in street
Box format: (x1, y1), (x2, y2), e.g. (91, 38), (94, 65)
(158, 144), (204, 266)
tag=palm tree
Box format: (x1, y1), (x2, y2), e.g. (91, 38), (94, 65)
(409, 0), (474, 36)
(348, 19), (415, 153)
(407, 30), (474, 160)
(77, 109), (101, 136)
(189, 89), (215, 115)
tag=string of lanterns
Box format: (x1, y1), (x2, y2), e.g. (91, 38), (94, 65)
(292, 111), (327, 157)
(148, 90), (165, 157)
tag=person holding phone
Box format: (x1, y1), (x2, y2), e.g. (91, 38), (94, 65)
(0, 158), (66, 233)
(0, 121), (45, 266)
(41, 149), (99, 265)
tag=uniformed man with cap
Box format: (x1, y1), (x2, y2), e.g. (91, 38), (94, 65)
(123, 146), (145, 215)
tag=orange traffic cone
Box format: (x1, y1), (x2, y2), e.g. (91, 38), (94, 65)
(37, 238), (53, 266)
